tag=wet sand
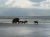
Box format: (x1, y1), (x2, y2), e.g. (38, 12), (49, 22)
(0, 23), (50, 37)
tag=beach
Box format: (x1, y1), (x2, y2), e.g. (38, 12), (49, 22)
(0, 23), (50, 37)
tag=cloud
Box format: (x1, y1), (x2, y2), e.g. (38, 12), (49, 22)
(0, 0), (7, 8)
(38, 0), (50, 9)
(0, 0), (50, 16)
(5, 0), (13, 5)
(4, 0), (50, 9)
(30, 0), (45, 2)
(32, 3), (40, 7)
(5, 0), (35, 8)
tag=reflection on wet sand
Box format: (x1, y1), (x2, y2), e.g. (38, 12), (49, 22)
(0, 23), (50, 37)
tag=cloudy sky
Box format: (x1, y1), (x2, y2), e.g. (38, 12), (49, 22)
(0, 0), (50, 16)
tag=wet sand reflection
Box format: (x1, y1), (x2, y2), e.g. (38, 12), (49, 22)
(0, 23), (50, 37)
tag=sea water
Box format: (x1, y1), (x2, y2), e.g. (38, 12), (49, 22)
(0, 18), (50, 24)
(0, 16), (50, 37)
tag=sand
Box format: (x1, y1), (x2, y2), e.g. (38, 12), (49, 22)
(0, 23), (50, 37)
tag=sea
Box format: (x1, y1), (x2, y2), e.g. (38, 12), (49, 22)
(0, 16), (50, 24)
(0, 16), (50, 37)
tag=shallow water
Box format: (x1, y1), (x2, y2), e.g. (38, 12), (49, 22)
(0, 23), (50, 37)
(0, 19), (50, 23)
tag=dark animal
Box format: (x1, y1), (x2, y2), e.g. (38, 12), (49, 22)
(34, 21), (38, 25)
(18, 21), (22, 24)
(18, 21), (28, 24)
(24, 21), (28, 24)
(12, 18), (19, 23)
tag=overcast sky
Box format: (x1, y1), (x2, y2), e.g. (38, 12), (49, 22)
(0, 0), (50, 16)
